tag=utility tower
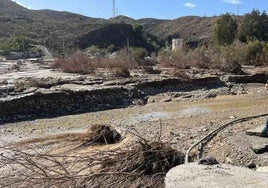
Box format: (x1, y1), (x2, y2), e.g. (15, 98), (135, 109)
(112, 0), (116, 17)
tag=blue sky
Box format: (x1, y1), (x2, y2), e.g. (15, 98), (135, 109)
(13, 0), (268, 19)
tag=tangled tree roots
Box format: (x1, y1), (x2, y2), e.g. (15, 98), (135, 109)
(81, 124), (122, 147)
(0, 125), (184, 188)
(100, 141), (184, 176)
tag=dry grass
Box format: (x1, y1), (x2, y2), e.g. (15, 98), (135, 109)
(53, 51), (97, 74)
(53, 50), (134, 77)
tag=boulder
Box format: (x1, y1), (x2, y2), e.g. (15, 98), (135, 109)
(246, 126), (265, 137)
(221, 74), (268, 84)
(165, 162), (268, 188)
(251, 143), (268, 154)
(6, 52), (24, 60)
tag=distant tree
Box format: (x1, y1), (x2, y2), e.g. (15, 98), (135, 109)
(213, 13), (238, 46)
(13, 35), (30, 51)
(0, 35), (30, 54)
(132, 24), (143, 38)
(238, 10), (268, 42)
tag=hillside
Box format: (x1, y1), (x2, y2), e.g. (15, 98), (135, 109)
(0, 0), (220, 54)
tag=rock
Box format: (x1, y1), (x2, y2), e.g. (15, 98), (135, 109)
(147, 96), (156, 103)
(132, 98), (148, 106)
(228, 115), (237, 119)
(198, 157), (219, 165)
(256, 166), (268, 173)
(246, 126), (265, 137)
(251, 143), (268, 154)
(6, 52), (24, 60)
(221, 74), (268, 84)
(205, 93), (217, 98)
(160, 97), (172, 103)
(246, 161), (256, 169)
(171, 92), (182, 98)
(225, 157), (233, 164)
(165, 163), (268, 188)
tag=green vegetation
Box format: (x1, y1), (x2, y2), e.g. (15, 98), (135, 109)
(128, 47), (147, 65)
(238, 10), (268, 43)
(213, 13), (237, 46)
(0, 36), (30, 55)
(209, 10), (268, 67)
(132, 24), (144, 38)
(1, 0), (268, 73)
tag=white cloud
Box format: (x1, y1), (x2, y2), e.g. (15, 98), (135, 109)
(184, 2), (196, 8)
(223, 0), (242, 5)
(12, 0), (31, 9)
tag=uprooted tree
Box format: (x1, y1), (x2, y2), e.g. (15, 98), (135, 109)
(0, 124), (185, 188)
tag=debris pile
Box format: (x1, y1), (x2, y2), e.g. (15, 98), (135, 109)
(0, 125), (184, 188)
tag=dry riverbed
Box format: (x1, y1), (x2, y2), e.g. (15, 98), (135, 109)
(1, 60), (268, 187)
(1, 83), (267, 166)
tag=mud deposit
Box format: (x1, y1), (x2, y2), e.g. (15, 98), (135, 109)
(0, 61), (268, 187)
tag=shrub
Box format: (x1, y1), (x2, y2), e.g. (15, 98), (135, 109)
(159, 49), (190, 69)
(218, 59), (242, 74)
(189, 46), (211, 69)
(245, 40), (263, 65)
(53, 50), (96, 73)
(238, 10), (268, 43)
(261, 42), (268, 65)
(213, 13), (238, 46)
(130, 47), (147, 65)
(0, 36), (30, 55)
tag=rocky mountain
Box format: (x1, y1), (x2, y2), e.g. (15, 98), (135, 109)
(0, 0), (219, 54)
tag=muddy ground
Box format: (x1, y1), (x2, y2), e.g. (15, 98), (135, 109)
(0, 60), (268, 187)
(1, 82), (267, 168)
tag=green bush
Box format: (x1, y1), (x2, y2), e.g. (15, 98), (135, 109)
(189, 46), (212, 69)
(159, 48), (190, 69)
(130, 47), (147, 65)
(0, 36), (30, 55)
(238, 10), (268, 43)
(132, 24), (143, 38)
(245, 40), (263, 65)
(213, 13), (238, 46)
